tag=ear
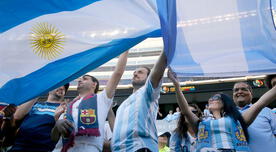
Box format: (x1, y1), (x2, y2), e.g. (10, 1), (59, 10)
(92, 81), (97, 88)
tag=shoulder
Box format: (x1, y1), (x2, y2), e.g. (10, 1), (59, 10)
(258, 107), (273, 116)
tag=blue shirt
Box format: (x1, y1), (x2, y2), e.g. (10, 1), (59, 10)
(239, 104), (276, 152)
(11, 102), (60, 152)
(112, 79), (161, 152)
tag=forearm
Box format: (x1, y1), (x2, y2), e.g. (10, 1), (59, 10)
(150, 51), (167, 88)
(107, 108), (115, 132)
(243, 86), (276, 125)
(174, 82), (199, 133)
(105, 51), (128, 98)
(14, 98), (37, 121)
(114, 51), (129, 75)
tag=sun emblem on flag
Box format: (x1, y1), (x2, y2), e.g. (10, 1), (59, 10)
(30, 22), (65, 60)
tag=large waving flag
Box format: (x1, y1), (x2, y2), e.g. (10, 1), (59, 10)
(0, 0), (161, 105)
(157, 0), (276, 77)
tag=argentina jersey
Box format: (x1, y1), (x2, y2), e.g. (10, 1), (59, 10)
(210, 117), (234, 149)
(112, 79), (161, 152)
(30, 102), (60, 116)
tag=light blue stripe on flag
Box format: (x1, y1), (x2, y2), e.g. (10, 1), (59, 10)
(0, 0), (161, 105)
(157, 0), (276, 77)
(157, 0), (204, 75)
(0, 0), (100, 32)
(236, 0), (276, 73)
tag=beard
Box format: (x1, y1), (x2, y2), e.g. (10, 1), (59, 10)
(51, 93), (63, 101)
(77, 86), (90, 94)
(132, 79), (146, 88)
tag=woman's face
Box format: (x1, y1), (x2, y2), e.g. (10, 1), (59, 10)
(208, 94), (224, 112)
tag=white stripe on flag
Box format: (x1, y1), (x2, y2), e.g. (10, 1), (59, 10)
(0, 0), (160, 87)
(175, 0), (248, 74)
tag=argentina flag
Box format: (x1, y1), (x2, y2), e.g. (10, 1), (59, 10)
(0, 0), (161, 105)
(157, 0), (276, 77)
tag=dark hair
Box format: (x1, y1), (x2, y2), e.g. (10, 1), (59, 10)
(174, 113), (188, 138)
(189, 103), (202, 118)
(63, 83), (70, 94)
(140, 66), (151, 76)
(83, 75), (99, 93)
(218, 93), (249, 141)
(233, 82), (253, 93)
(265, 74), (276, 89)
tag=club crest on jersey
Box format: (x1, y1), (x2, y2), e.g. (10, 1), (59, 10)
(80, 109), (96, 124)
(198, 125), (208, 140)
(235, 126), (246, 142)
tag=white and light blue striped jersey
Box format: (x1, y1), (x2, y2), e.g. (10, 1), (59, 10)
(30, 101), (60, 116)
(112, 79), (161, 152)
(210, 116), (234, 149)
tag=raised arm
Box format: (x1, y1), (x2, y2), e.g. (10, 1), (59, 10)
(107, 107), (115, 132)
(150, 51), (167, 88)
(242, 85), (276, 126)
(105, 51), (128, 99)
(167, 68), (200, 134)
(13, 98), (38, 121)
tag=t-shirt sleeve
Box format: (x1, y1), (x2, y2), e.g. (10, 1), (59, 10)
(268, 109), (276, 135)
(28, 102), (39, 115)
(104, 122), (113, 141)
(145, 78), (162, 101)
(98, 89), (113, 108)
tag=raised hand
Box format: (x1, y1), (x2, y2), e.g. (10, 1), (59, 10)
(54, 102), (67, 121)
(55, 119), (74, 138)
(167, 67), (179, 85)
(1, 104), (16, 119)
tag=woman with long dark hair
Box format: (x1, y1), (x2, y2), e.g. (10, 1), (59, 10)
(169, 113), (190, 152)
(167, 69), (276, 152)
(170, 105), (201, 152)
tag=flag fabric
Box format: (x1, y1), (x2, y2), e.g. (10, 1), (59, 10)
(157, 0), (276, 77)
(0, 0), (161, 105)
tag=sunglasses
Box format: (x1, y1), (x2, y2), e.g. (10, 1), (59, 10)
(209, 95), (221, 101)
(192, 110), (198, 114)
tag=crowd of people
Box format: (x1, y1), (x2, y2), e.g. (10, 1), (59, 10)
(0, 51), (276, 152)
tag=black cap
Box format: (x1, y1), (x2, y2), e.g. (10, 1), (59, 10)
(158, 132), (171, 138)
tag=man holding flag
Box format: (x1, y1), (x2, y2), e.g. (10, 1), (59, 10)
(51, 51), (128, 152)
(8, 83), (69, 152)
(112, 51), (167, 152)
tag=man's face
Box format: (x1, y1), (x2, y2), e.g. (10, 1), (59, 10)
(270, 77), (276, 88)
(77, 75), (96, 93)
(49, 86), (66, 100)
(131, 67), (148, 87)
(233, 82), (252, 108)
